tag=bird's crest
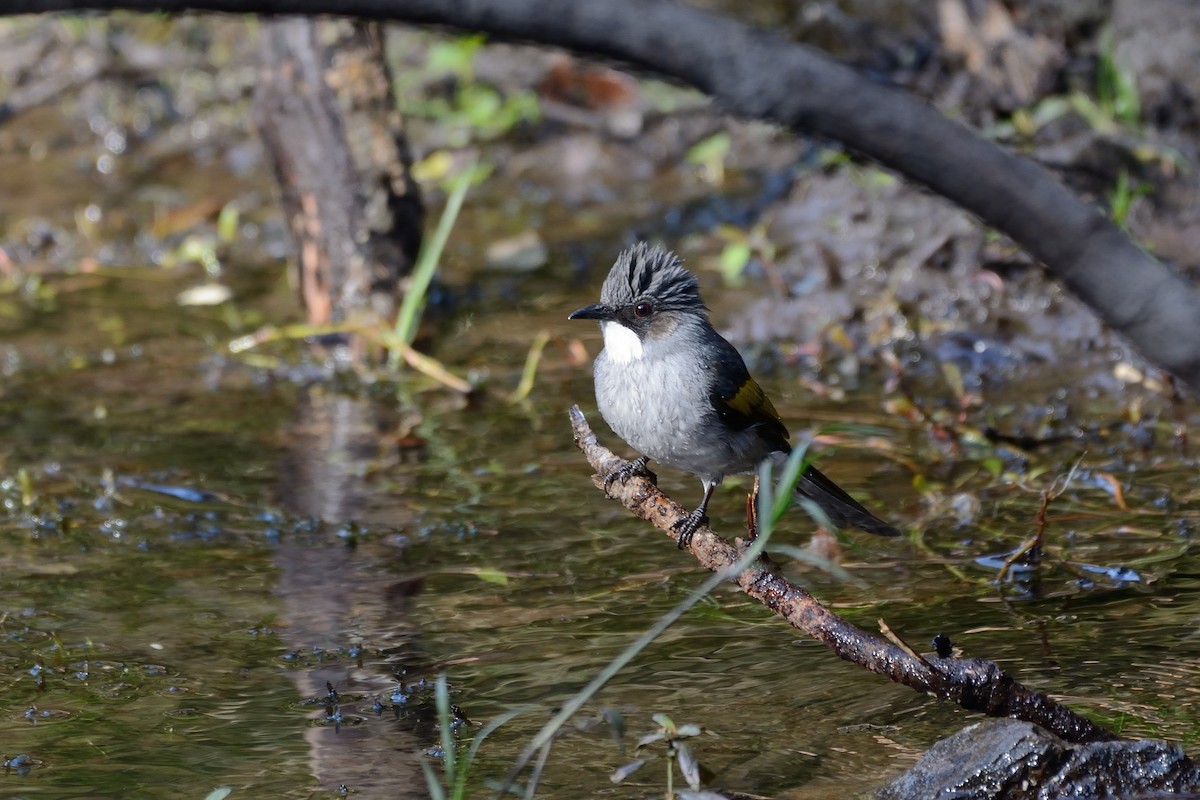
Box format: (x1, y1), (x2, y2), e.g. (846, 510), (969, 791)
(600, 243), (706, 313)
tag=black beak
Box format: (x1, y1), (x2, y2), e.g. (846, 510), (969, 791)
(568, 303), (610, 321)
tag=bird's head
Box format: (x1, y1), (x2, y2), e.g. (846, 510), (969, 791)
(568, 243), (707, 362)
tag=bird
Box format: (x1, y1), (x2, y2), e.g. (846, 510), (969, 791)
(569, 242), (900, 548)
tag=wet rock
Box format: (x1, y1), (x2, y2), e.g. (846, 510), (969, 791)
(485, 230), (548, 272)
(931, 330), (1045, 385)
(722, 167), (1132, 384)
(877, 719), (1200, 800)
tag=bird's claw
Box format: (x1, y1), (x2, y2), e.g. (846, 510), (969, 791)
(672, 509), (708, 549)
(602, 455), (651, 493)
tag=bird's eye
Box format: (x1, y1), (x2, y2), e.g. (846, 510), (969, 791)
(634, 301), (653, 318)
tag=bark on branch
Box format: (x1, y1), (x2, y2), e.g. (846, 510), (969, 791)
(569, 404), (1118, 746)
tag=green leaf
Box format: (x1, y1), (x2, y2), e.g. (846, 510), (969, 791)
(427, 35), (485, 80)
(676, 742), (702, 791)
(719, 241), (752, 283)
(940, 362), (965, 402)
(216, 202), (239, 245)
(459, 85), (502, 126)
(685, 132), (730, 166)
(610, 759), (646, 783)
(603, 707), (626, 749)
(636, 731), (667, 749)
(470, 567), (509, 586)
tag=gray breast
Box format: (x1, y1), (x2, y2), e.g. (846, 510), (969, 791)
(593, 339), (765, 482)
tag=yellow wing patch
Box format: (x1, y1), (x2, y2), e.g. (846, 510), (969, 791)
(717, 377), (788, 443)
(724, 377), (774, 418)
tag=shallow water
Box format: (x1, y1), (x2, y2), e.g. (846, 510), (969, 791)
(3, 15), (1200, 800)
(2, 262), (1199, 800)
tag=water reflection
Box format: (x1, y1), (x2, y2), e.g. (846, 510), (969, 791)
(277, 386), (428, 797)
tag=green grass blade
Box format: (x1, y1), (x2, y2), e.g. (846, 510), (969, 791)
(770, 439), (812, 523)
(456, 706), (535, 798)
(436, 674), (457, 788)
(390, 160), (476, 366)
(422, 756), (448, 800)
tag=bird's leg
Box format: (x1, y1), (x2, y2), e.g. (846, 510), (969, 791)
(602, 455), (652, 493)
(674, 480), (716, 549)
(745, 474), (760, 542)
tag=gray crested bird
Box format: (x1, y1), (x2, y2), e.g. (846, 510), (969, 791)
(569, 242), (900, 547)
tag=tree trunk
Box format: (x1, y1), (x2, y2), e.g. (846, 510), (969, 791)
(253, 17), (421, 339)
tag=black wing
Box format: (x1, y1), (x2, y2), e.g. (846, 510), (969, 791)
(797, 464), (900, 537)
(705, 337), (790, 451)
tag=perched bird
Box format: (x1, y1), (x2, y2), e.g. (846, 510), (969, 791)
(569, 242), (900, 547)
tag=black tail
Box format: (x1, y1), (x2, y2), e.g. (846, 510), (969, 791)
(795, 464), (900, 537)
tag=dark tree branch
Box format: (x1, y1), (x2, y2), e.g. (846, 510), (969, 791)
(6, 0), (1200, 387)
(569, 405), (1118, 746)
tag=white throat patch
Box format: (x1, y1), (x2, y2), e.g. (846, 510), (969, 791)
(601, 321), (644, 364)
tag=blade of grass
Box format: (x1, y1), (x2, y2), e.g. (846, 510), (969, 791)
(436, 675), (457, 788)
(523, 740), (553, 800)
(770, 438), (812, 523)
(391, 159), (476, 367)
(422, 757), (448, 800)
(455, 706), (535, 799)
(228, 322), (357, 353)
(507, 329), (551, 403)
(402, 344), (473, 393)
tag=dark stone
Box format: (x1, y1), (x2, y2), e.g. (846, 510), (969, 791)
(877, 719), (1200, 800)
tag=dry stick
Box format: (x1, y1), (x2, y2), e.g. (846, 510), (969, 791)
(997, 490), (1048, 584)
(569, 405), (1119, 745)
(997, 453), (1086, 583)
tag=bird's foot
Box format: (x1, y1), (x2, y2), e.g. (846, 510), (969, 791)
(602, 455), (651, 493)
(672, 508), (708, 549)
